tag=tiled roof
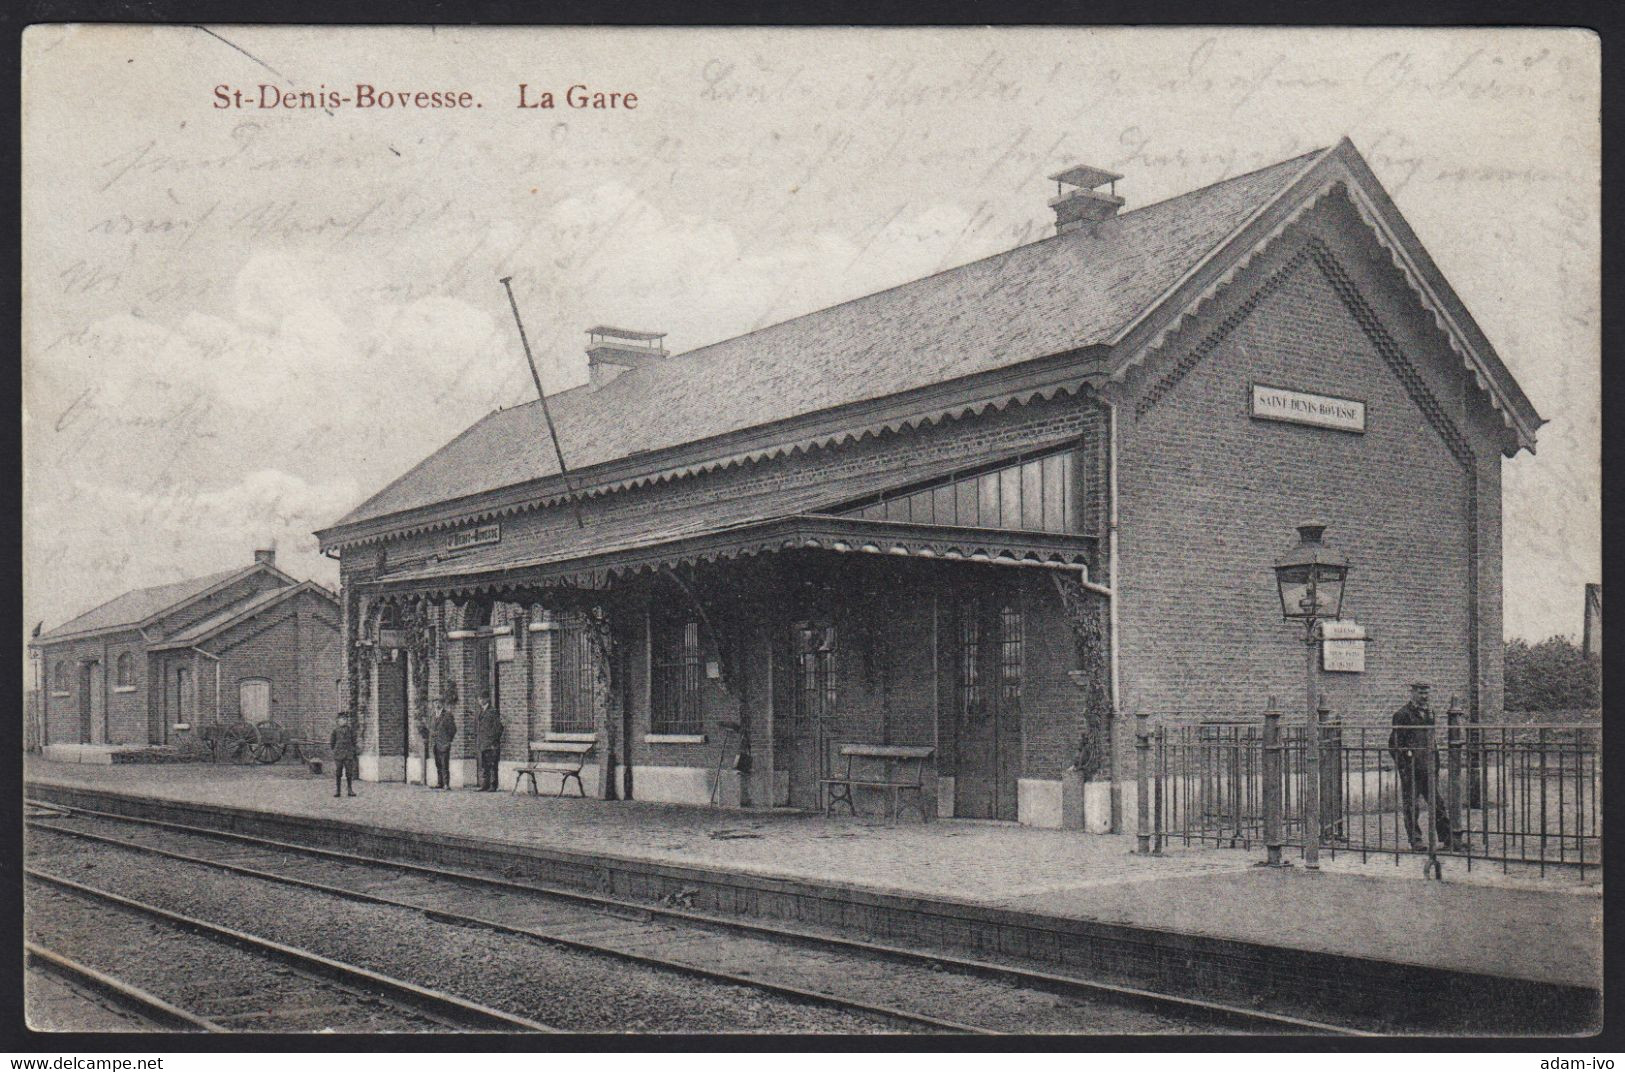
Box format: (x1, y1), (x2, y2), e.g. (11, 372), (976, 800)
(335, 150), (1325, 530)
(152, 582), (331, 649)
(38, 567), (247, 641)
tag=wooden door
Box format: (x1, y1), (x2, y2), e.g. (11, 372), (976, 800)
(785, 619), (837, 810)
(239, 679), (271, 723)
(952, 587), (1022, 820)
(78, 663), (94, 744)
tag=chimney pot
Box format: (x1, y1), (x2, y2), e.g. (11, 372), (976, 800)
(586, 326), (668, 389)
(1047, 164), (1125, 235)
(255, 548), (276, 567)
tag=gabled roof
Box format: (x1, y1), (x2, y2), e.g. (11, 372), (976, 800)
(35, 562), (297, 645)
(320, 139), (1542, 549)
(150, 581), (338, 650)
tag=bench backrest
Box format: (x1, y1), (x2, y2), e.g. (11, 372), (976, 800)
(527, 740), (596, 760)
(838, 745), (934, 760)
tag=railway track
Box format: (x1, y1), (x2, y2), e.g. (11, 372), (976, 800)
(25, 870), (555, 1033)
(26, 801), (1362, 1035)
(26, 942), (222, 1031)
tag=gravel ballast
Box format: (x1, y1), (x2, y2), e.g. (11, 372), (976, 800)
(27, 831), (899, 1034)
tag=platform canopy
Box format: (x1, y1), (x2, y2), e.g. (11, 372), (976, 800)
(362, 514), (1096, 600)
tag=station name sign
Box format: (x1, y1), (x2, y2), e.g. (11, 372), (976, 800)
(446, 522), (501, 551)
(1251, 384), (1366, 434)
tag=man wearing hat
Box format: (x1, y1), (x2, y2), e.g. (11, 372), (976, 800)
(329, 710), (360, 799)
(1388, 683), (1452, 850)
(474, 690), (503, 791)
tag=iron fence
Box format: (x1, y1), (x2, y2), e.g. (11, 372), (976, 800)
(1137, 708), (1601, 879)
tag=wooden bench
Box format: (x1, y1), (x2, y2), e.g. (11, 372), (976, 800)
(820, 745), (935, 822)
(514, 739), (596, 797)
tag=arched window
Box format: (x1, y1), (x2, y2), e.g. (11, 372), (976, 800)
(116, 652), (134, 689)
(52, 661), (68, 694)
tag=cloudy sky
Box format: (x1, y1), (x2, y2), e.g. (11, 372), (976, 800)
(22, 26), (1599, 671)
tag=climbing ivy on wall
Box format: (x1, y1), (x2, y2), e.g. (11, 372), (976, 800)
(1050, 573), (1111, 779)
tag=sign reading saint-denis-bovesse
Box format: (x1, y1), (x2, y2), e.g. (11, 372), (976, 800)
(1250, 384), (1366, 433)
(447, 522), (501, 551)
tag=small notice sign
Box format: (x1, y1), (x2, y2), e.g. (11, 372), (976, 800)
(447, 522), (501, 551)
(1251, 384), (1366, 433)
(1321, 620), (1367, 673)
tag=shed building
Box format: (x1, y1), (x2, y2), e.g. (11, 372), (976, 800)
(30, 550), (342, 759)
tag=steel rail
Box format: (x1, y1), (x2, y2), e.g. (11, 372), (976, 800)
(27, 817), (986, 1035)
(25, 867), (557, 1034)
(27, 799), (1361, 1035)
(26, 942), (226, 1032)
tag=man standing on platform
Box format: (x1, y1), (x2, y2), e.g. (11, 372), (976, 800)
(431, 699), (457, 789)
(475, 690), (502, 791)
(1388, 683), (1452, 851)
(330, 710), (359, 799)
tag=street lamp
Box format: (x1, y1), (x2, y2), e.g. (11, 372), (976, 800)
(1273, 523), (1349, 870)
(1274, 523), (1348, 626)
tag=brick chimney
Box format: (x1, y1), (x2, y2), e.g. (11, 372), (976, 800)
(254, 547), (276, 568)
(587, 326), (667, 389)
(1048, 164), (1125, 235)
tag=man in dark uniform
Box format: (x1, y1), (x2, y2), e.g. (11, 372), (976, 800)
(330, 711), (360, 798)
(475, 691), (502, 791)
(430, 699), (458, 789)
(1388, 683), (1451, 850)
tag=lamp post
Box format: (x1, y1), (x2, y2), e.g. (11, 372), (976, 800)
(1273, 523), (1349, 870)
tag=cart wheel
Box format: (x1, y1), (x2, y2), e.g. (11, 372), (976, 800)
(222, 721), (257, 763)
(253, 720), (289, 765)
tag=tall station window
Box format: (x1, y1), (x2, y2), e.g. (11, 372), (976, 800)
(52, 661), (68, 694)
(998, 605), (1024, 702)
(794, 621), (839, 728)
(551, 615), (599, 734)
(957, 600), (983, 716)
(846, 448), (1081, 533)
(651, 615), (703, 735)
(116, 652), (133, 689)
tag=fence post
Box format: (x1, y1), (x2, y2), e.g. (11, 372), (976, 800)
(1446, 698), (1464, 848)
(1263, 699), (1282, 867)
(1153, 725), (1166, 855)
(1136, 712), (1151, 855)
(1318, 695), (1342, 845)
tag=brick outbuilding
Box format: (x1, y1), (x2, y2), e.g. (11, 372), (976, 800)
(315, 139), (1541, 830)
(29, 550), (342, 756)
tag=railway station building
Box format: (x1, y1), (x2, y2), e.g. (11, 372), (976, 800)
(314, 139), (1541, 829)
(30, 550), (343, 759)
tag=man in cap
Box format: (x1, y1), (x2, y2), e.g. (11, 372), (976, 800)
(474, 690), (503, 791)
(329, 710), (360, 798)
(1388, 683), (1452, 851)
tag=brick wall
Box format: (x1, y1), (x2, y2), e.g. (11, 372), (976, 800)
(35, 631), (151, 746)
(1111, 192), (1511, 777)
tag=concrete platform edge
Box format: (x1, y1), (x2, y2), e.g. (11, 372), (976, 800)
(25, 779), (1600, 1032)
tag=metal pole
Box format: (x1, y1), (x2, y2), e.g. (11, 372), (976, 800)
(500, 276), (585, 529)
(1318, 694), (1341, 845)
(1447, 698), (1464, 849)
(1263, 699), (1282, 867)
(1135, 712), (1151, 854)
(1153, 725), (1165, 855)
(1302, 622), (1320, 870)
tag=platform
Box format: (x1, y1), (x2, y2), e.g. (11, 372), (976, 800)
(23, 757), (1602, 1029)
